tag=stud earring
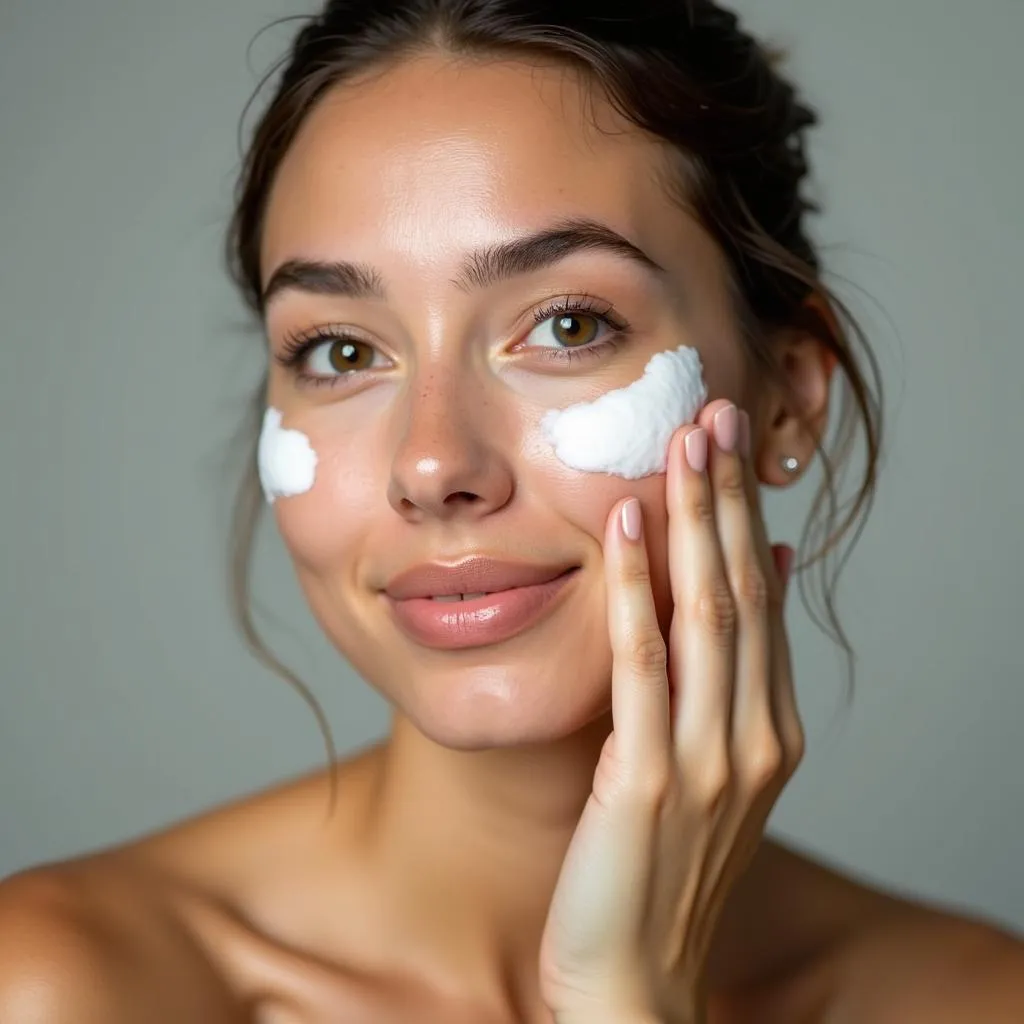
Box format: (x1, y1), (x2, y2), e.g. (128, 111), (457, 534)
(780, 455), (800, 474)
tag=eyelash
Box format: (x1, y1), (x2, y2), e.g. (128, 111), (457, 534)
(527, 294), (632, 365)
(274, 293), (633, 386)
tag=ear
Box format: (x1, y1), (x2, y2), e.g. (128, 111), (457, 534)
(753, 293), (838, 488)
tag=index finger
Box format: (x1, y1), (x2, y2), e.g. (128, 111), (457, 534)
(605, 497), (673, 778)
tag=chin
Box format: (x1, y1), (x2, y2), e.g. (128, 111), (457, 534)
(393, 660), (613, 750)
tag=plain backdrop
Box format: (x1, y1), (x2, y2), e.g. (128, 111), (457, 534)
(2, 0), (1022, 934)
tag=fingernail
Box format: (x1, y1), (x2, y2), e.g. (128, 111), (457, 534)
(621, 498), (643, 541)
(738, 409), (751, 458)
(713, 404), (738, 453)
(684, 428), (708, 473)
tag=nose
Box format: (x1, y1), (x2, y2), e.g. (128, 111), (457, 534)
(386, 379), (514, 523)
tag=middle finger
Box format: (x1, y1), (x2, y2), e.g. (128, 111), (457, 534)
(667, 417), (735, 771)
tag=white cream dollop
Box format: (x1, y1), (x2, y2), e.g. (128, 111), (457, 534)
(257, 406), (318, 504)
(540, 344), (707, 479)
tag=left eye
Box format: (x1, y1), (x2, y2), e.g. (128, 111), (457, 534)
(526, 312), (608, 350)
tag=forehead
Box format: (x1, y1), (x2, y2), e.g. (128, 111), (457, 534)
(260, 52), (691, 278)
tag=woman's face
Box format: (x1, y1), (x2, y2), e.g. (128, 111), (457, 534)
(259, 53), (754, 748)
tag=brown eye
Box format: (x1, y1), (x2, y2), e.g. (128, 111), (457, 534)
(327, 339), (374, 372)
(300, 337), (378, 377)
(548, 313), (600, 348)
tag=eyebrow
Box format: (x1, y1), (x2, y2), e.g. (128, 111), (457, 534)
(260, 217), (668, 308)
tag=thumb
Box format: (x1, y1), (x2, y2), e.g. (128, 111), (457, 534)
(771, 544), (795, 601)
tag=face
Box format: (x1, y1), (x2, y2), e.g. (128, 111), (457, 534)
(259, 53), (753, 749)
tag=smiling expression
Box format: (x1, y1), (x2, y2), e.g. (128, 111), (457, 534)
(257, 52), (754, 748)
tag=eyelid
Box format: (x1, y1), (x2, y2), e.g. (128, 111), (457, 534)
(514, 292), (631, 352)
(276, 324), (385, 367)
(525, 291), (627, 329)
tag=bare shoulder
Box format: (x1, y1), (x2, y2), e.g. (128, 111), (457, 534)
(0, 750), (383, 1024)
(707, 835), (907, 997)
(0, 858), (246, 1023)
(707, 835), (1017, 1023)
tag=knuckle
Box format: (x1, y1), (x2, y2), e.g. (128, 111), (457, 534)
(716, 466), (746, 501)
(732, 563), (768, 614)
(687, 488), (716, 528)
(619, 559), (652, 589)
(744, 737), (784, 787)
(693, 581), (737, 641)
(630, 631), (668, 674)
(692, 752), (731, 811)
(629, 762), (673, 806)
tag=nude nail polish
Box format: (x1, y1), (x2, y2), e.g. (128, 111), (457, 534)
(713, 404), (738, 452)
(684, 428), (708, 473)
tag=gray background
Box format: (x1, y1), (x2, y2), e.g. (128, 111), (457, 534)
(2, 0), (1022, 934)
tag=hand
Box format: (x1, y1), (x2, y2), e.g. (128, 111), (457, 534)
(538, 400), (804, 1023)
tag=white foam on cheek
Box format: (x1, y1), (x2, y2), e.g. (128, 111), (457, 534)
(257, 407), (319, 504)
(540, 344), (707, 479)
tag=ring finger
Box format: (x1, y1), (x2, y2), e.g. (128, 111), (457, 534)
(705, 404), (776, 760)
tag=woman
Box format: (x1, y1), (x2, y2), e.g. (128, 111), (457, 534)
(1, 2), (1021, 1021)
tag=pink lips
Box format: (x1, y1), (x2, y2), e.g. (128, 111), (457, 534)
(383, 557), (579, 650)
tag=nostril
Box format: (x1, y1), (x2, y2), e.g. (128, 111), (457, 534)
(445, 491), (481, 505)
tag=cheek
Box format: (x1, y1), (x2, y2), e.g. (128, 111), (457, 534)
(272, 427), (382, 576)
(529, 460), (675, 632)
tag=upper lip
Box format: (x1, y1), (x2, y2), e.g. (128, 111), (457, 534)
(383, 557), (577, 600)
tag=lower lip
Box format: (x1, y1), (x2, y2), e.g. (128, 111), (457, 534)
(385, 569), (579, 650)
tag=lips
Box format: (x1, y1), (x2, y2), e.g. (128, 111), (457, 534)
(381, 557), (581, 650)
(383, 557), (577, 601)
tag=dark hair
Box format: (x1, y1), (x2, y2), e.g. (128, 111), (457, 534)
(224, 0), (883, 794)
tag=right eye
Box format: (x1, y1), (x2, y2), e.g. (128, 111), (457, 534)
(305, 337), (377, 376)
(276, 330), (386, 385)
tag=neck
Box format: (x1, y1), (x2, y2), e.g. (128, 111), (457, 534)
(359, 708), (612, 1017)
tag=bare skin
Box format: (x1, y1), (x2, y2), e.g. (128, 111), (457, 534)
(1, 51), (1020, 1024)
(0, 753), (1008, 1023)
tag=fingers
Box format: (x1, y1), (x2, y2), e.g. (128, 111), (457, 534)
(704, 404), (778, 776)
(730, 412), (803, 775)
(729, 414), (804, 776)
(603, 398), (803, 796)
(605, 497), (672, 778)
(666, 418), (734, 778)
(672, 403), (796, 955)
(694, 401), (803, 786)
(768, 542), (805, 775)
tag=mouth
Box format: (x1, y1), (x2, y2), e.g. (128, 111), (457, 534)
(383, 566), (580, 651)
(420, 569), (576, 603)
